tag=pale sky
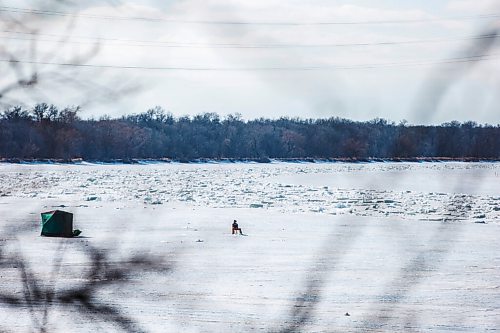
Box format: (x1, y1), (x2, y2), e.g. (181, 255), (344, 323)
(1, 0), (499, 124)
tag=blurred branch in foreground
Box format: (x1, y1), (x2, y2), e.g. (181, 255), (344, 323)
(0, 238), (172, 333)
(275, 20), (499, 333)
(415, 22), (500, 122)
(0, 0), (138, 110)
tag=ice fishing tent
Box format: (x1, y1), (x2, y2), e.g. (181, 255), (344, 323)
(41, 210), (75, 237)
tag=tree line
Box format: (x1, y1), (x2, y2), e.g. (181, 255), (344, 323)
(0, 104), (499, 160)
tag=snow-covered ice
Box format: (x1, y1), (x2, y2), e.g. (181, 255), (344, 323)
(0, 162), (499, 332)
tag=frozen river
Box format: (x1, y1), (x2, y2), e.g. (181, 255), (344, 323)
(0, 162), (499, 332)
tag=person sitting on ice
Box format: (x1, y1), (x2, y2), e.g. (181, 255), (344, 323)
(232, 220), (243, 235)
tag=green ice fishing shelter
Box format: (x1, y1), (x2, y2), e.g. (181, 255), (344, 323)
(41, 210), (77, 237)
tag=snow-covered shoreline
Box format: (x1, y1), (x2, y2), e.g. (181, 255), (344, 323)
(1, 157), (500, 165)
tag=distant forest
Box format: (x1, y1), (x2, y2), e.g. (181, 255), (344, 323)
(1, 104), (499, 160)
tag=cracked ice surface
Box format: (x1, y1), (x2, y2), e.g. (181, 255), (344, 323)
(0, 162), (498, 223)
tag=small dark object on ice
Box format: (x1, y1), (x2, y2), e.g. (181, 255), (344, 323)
(196, 239), (204, 242)
(232, 220), (243, 235)
(41, 210), (82, 237)
(345, 312), (350, 316)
